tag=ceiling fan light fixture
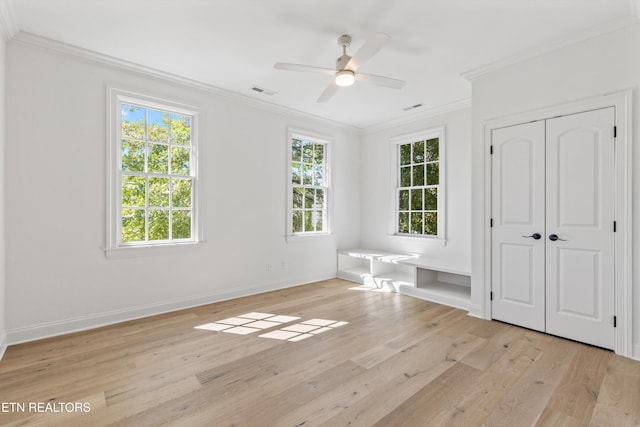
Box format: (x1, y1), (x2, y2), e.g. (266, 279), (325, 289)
(335, 70), (355, 87)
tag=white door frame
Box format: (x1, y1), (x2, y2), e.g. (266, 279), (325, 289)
(481, 90), (633, 357)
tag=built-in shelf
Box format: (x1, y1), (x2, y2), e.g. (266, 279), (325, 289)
(337, 249), (471, 311)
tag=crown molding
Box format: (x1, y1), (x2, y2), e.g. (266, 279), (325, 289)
(361, 98), (471, 135)
(461, 15), (640, 81)
(11, 32), (360, 133)
(0, 0), (18, 41)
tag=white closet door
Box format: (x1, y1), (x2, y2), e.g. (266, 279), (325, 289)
(491, 121), (546, 331)
(545, 108), (615, 349)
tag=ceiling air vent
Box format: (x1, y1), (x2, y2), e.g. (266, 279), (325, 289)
(251, 86), (276, 96)
(402, 103), (423, 112)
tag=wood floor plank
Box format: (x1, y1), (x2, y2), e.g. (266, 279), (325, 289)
(0, 279), (638, 427)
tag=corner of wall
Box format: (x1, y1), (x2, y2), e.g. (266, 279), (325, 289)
(0, 331), (6, 361)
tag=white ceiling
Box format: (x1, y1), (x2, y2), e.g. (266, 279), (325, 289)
(9, 0), (639, 128)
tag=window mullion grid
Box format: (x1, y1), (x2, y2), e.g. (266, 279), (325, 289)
(167, 118), (173, 241)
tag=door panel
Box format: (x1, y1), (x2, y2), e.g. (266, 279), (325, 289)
(545, 108), (615, 349)
(491, 121), (545, 331)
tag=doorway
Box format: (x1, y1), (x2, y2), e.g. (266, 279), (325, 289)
(491, 108), (615, 349)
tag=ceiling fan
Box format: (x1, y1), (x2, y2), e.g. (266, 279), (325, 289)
(274, 33), (406, 102)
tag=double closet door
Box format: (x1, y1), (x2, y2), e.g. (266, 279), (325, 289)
(491, 108), (616, 349)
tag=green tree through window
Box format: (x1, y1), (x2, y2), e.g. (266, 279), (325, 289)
(290, 135), (328, 234)
(119, 102), (195, 244)
(397, 136), (440, 236)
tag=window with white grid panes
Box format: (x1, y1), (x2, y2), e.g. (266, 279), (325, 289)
(397, 137), (441, 236)
(290, 136), (328, 234)
(118, 100), (196, 245)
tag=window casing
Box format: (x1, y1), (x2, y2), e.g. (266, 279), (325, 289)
(287, 131), (330, 237)
(108, 90), (200, 251)
(395, 129), (445, 237)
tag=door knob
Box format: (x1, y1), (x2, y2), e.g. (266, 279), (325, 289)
(522, 233), (542, 240)
(548, 234), (567, 241)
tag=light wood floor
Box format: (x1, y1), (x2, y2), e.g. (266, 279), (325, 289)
(1, 279), (639, 426)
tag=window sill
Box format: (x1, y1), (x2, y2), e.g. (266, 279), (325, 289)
(104, 240), (207, 259)
(285, 232), (334, 244)
(388, 233), (447, 246)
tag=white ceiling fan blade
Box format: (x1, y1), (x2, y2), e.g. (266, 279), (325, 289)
(317, 82), (340, 103)
(356, 72), (406, 89)
(345, 32), (391, 72)
(274, 62), (336, 76)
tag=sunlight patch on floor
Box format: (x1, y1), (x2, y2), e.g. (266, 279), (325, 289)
(194, 312), (348, 342)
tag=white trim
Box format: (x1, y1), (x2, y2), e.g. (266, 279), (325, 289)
(11, 32), (358, 132)
(461, 17), (640, 81)
(481, 90), (633, 358)
(285, 127), (333, 240)
(6, 272), (336, 345)
(0, 330), (7, 361)
(0, 0), (18, 41)
(106, 88), (204, 254)
(362, 98), (471, 135)
(633, 343), (640, 361)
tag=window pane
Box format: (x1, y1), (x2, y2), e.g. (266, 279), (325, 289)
(148, 143), (168, 174)
(304, 210), (313, 232)
(425, 188), (437, 210)
(122, 208), (145, 242)
(122, 175), (145, 207)
(292, 187), (303, 209)
(313, 165), (324, 186)
(172, 210), (191, 239)
(424, 212), (437, 235)
(315, 188), (324, 209)
(303, 142), (313, 163)
(425, 138), (439, 162)
(400, 144), (411, 166)
(292, 210), (302, 232)
(426, 162), (439, 185)
(121, 104), (145, 140)
(313, 144), (324, 164)
(311, 210), (323, 231)
(171, 146), (191, 176)
(172, 178), (192, 208)
(149, 177), (170, 207)
(410, 212), (423, 234)
(122, 140), (145, 172)
(400, 166), (411, 187)
(398, 212), (409, 234)
(303, 164), (312, 185)
(413, 140), (425, 163)
(148, 210), (169, 240)
(398, 189), (409, 211)
(411, 189), (423, 210)
(170, 114), (191, 145)
(292, 139), (302, 162)
(412, 164), (424, 187)
(304, 188), (314, 209)
(291, 162), (301, 184)
(148, 109), (169, 143)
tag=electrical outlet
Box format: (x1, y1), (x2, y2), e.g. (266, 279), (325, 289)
(267, 264), (273, 272)
(282, 260), (288, 269)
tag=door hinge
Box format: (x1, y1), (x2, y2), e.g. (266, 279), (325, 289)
(614, 126), (617, 138)
(490, 291), (493, 301)
(490, 218), (494, 228)
(614, 221), (617, 232)
(490, 145), (494, 155)
(613, 316), (617, 328)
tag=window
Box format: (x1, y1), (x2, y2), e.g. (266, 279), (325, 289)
(288, 131), (330, 236)
(108, 90), (200, 250)
(395, 129), (445, 237)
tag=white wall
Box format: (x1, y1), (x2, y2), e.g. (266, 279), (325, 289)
(360, 108), (472, 273)
(4, 39), (360, 343)
(470, 23), (640, 357)
(0, 28), (6, 359)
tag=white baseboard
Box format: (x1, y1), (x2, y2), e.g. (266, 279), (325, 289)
(467, 303), (485, 319)
(0, 331), (7, 361)
(7, 272), (336, 345)
(633, 343), (640, 361)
